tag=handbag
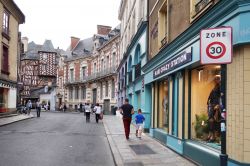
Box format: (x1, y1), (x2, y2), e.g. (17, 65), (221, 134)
(99, 112), (103, 120)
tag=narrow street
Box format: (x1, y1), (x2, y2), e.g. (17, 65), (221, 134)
(0, 112), (115, 166)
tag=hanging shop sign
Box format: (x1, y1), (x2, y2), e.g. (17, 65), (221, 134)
(153, 47), (192, 79)
(200, 27), (232, 64)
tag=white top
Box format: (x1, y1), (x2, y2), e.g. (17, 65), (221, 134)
(94, 106), (102, 114)
(85, 105), (91, 112)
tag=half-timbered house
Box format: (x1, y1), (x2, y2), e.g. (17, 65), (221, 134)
(20, 38), (58, 110)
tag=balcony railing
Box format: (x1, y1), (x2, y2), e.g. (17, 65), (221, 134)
(134, 63), (141, 80)
(65, 66), (116, 84)
(161, 35), (168, 48)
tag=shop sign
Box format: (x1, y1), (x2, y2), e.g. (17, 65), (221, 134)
(200, 27), (232, 64)
(153, 47), (192, 79)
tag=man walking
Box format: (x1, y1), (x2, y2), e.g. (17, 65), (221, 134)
(120, 98), (134, 140)
(85, 103), (91, 123)
(36, 100), (41, 117)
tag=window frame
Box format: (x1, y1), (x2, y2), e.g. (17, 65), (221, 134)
(157, 79), (170, 133)
(75, 87), (79, 99)
(105, 81), (109, 97)
(190, 0), (215, 22)
(189, 65), (223, 149)
(81, 66), (86, 80)
(82, 86), (86, 99)
(70, 69), (74, 82)
(2, 10), (10, 36)
(1, 44), (9, 75)
(111, 79), (115, 98)
(158, 0), (168, 49)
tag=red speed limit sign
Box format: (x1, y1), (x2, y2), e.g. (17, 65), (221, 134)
(200, 27), (232, 64)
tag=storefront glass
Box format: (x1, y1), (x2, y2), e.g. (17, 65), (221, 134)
(0, 87), (8, 113)
(158, 80), (169, 132)
(191, 65), (221, 148)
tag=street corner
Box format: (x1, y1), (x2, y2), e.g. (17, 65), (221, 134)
(0, 114), (34, 126)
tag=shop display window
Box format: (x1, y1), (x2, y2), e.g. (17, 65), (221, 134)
(158, 80), (169, 132)
(191, 65), (222, 148)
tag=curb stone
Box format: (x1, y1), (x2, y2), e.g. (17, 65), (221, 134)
(103, 119), (124, 166)
(0, 115), (34, 127)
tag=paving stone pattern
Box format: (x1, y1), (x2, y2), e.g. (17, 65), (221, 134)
(103, 115), (196, 166)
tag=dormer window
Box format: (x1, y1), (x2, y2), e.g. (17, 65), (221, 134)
(43, 54), (47, 60)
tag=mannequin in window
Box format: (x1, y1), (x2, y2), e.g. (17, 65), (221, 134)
(162, 96), (169, 128)
(207, 76), (221, 142)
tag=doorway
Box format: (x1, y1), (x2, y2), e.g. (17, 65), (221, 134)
(103, 99), (110, 115)
(92, 89), (97, 105)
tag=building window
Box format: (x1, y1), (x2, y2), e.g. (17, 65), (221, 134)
(101, 59), (104, 71)
(158, 80), (169, 132)
(111, 79), (115, 98)
(190, 0), (214, 21)
(0, 88), (8, 112)
(106, 56), (109, 69)
(94, 63), (97, 73)
(191, 65), (222, 148)
(1, 45), (9, 74)
(158, 1), (168, 48)
(112, 53), (116, 68)
(70, 69), (74, 82)
(69, 87), (73, 100)
(82, 67), (86, 80)
(59, 78), (62, 88)
(82, 86), (86, 99)
(100, 82), (103, 99)
(75, 87), (79, 99)
(43, 54), (48, 61)
(2, 10), (9, 35)
(134, 45), (141, 80)
(105, 81), (108, 97)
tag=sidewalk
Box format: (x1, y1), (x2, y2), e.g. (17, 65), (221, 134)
(0, 114), (34, 126)
(103, 115), (196, 166)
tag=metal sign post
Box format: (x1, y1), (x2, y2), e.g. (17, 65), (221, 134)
(200, 27), (233, 166)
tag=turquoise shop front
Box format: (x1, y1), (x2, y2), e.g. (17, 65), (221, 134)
(142, 0), (250, 165)
(144, 40), (224, 166)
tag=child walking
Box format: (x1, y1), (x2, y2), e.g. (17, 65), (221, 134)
(135, 109), (145, 139)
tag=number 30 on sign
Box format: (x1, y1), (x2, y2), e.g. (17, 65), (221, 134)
(200, 27), (232, 64)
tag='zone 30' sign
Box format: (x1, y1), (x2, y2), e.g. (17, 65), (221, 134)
(200, 27), (232, 64)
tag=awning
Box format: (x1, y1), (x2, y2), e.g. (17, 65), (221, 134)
(0, 78), (17, 88)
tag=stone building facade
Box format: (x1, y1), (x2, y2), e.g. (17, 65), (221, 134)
(59, 25), (120, 114)
(0, 0), (24, 113)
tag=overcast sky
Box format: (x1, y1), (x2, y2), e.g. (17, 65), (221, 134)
(14, 0), (121, 50)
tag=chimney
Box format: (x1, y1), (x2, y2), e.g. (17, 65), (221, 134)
(70, 36), (80, 51)
(21, 37), (29, 52)
(97, 25), (112, 35)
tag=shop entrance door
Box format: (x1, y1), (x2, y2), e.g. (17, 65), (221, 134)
(92, 89), (97, 105)
(104, 99), (110, 115)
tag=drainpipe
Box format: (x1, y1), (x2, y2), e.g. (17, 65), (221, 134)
(167, 0), (169, 43)
(220, 64), (228, 166)
(146, 0), (149, 62)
